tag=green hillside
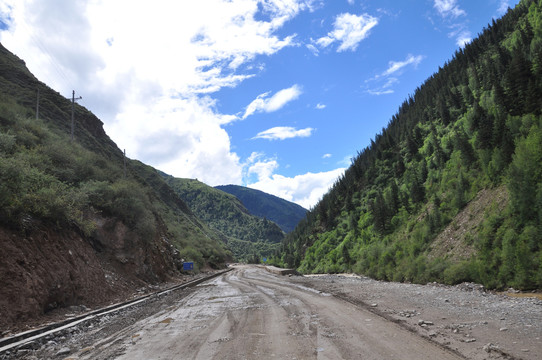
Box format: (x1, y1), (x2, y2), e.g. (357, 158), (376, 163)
(164, 177), (284, 262)
(215, 185), (307, 233)
(0, 42), (231, 271)
(272, 0), (542, 290)
(0, 41), (239, 326)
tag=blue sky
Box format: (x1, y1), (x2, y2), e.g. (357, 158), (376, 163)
(0, 0), (519, 208)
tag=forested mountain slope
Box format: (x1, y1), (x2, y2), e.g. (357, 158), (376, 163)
(0, 42), (231, 328)
(272, 0), (542, 290)
(215, 184), (307, 233)
(164, 177), (284, 262)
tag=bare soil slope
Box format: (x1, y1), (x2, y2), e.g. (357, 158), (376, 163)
(428, 186), (509, 261)
(0, 215), (180, 333)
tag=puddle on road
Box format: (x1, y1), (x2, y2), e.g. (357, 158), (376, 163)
(500, 292), (542, 300)
(305, 273), (363, 279)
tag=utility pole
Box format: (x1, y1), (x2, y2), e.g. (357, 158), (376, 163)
(71, 90), (82, 141)
(36, 88), (40, 121)
(123, 149), (127, 178)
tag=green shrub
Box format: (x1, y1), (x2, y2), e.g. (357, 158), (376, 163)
(443, 260), (476, 284)
(0, 132), (15, 154)
(179, 246), (205, 269)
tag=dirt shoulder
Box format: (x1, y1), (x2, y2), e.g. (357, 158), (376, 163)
(291, 274), (541, 360)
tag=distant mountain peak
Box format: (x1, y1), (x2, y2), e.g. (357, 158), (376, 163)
(215, 185), (307, 233)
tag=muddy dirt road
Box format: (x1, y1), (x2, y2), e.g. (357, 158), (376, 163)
(72, 265), (461, 359)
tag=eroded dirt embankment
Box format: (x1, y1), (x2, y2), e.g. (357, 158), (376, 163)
(0, 216), (181, 333)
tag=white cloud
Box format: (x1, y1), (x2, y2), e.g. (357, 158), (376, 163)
(247, 155), (279, 182)
(432, 0), (472, 47)
(315, 103), (326, 109)
(241, 152), (345, 208)
(243, 152), (277, 182)
(249, 167), (345, 209)
(382, 77), (399, 88)
(382, 54), (424, 76)
(306, 43), (320, 56)
(366, 89), (394, 95)
(0, 3), (13, 29)
(497, 1), (510, 16)
(365, 54), (423, 95)
(322, 153), (332, 159)
(433, 0), (466, 18)
(455, 31), (472, 47)
(447, 23), (472, 48)
(316, 35), (335, 48)
(0, 0), (315, 188)
(339, 155), (353, 167)
(315, 12), (378, 52)
(253, 126), (314, 140)
(261, 0), (320, 27)
(108, 94), (243, 186)
(243, 84), (303, 119)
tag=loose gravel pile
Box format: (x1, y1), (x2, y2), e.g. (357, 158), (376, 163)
(293, 274), (542, 360)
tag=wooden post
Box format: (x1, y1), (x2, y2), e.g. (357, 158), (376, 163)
(71, 90), (75, 140)
(123, 149), (127, 178)
(36, 88), (39, 121)
(71, 90), (82, 141)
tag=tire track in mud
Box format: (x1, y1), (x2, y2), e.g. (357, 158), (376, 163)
(221, 269), (319, 359)
(237, 267), (464, 360)
(241, 269), (375, 359)
(238, 269), (351, 359)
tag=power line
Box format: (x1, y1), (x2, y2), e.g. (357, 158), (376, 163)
(16, 18), (74, 89)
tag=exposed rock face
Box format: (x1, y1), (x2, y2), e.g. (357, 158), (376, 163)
(0, 215), (180, 331)
(90, 216), (181, 284)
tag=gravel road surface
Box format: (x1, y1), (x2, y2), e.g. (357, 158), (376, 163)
(65, 265), (460, 359)
(5, 265), (540, 359)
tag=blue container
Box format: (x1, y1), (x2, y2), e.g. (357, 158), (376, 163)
(182, 262), (194, 271)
